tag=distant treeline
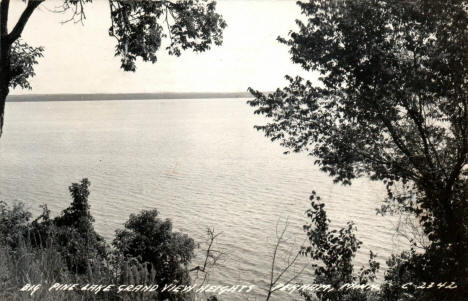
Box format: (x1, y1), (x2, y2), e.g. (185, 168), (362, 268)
(7, 92), (253, 102)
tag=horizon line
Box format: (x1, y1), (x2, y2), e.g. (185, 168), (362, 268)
(7, 91), (258, 102)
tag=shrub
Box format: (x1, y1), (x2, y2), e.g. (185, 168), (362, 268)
(50, 179), (108, 274)
(113, 209), (196, 300)
(0, 201), (32, 248)
(0, 179), (203, 301)
(301, 191), (379, 301)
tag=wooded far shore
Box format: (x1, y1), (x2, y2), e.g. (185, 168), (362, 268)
(7, 92), (253, 102)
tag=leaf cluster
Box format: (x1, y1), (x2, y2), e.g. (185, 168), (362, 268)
(9, 40), (44, 90)
(248, 1), (468, 291)
(249, 0), (467, 189)
(0, 179), (199, 300)
(108, 0), (226, 71)
(301, 191), (379, 301)
(112, 208), (196, 297)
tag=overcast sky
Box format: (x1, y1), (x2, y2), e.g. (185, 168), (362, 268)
(9, 0), (313, 94)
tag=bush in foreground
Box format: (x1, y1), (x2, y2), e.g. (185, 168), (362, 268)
(0, 179), (199, 301)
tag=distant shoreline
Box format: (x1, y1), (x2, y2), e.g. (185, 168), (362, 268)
(7, 92), (253, 102)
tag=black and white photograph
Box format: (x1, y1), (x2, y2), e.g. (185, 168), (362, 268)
(0, 0), (466, 300)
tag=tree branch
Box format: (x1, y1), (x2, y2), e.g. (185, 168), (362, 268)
(265, 218), (308, 301)
(7, 0), (43, 44)
(189, 228), (225, 286)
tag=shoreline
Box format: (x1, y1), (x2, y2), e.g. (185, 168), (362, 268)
(7, 92), (253, 102)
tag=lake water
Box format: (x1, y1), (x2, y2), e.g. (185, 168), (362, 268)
(0, 98), (405, 300)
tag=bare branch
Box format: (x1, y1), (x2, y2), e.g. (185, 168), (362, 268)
(265, 218), (308, 301)
(190, 228), (226, 286)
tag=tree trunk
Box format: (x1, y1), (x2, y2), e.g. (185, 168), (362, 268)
(0, 50), (10, 138)
(0, 0), (43, 138)
(0, 81), (7, 137)
(0, 0), (9, 138)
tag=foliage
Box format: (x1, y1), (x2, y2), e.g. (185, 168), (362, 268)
(0, 240), (185, 301)
(0, 180), (208, 301)
(379, 243), (468, 301)
(47, 0), (227, 72)
(248, 0), (466, 188)
(1, 180), (107, 275)
(0, 242), (75, 301)
(0, 201), (32, 248)
(54, 178), (96, 230)
(108, 0), (227, 71)
(0, 0), (226, 136)
(9, 40), (44, 90)
(379, 250), (427, 301)
(50, 178), (107, 274)
(248, 0), (467, 298)
(113, 209), (196, 300)
(301, 191), (379, 301)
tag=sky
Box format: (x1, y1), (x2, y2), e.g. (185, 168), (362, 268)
(9, 0), (313, 94)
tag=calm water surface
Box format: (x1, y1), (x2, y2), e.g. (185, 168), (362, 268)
(0, 99), (405, 300)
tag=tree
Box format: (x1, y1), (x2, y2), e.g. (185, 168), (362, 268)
(0, 179), (106, 275)
(0, 181), (210, 301)
(113, 209), (196, 301)
(0, 0), (226, 136)
(248, 0), (467, 299)
(52, 178), (107, 274)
